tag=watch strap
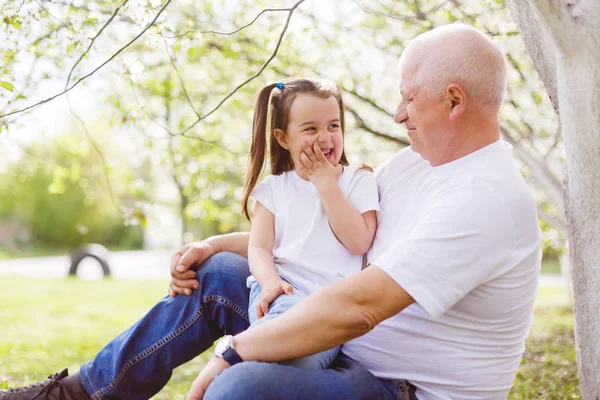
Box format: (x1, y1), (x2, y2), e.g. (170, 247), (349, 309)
(222, 346), (244, 366)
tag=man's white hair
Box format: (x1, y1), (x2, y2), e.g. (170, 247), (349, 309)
(400, 24), (507, 112)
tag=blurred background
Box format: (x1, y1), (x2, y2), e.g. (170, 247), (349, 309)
(0, 0), (577, 397)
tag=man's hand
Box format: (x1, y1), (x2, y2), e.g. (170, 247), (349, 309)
(186, 356), (230, 400)
(256, 280), (294, 319)
(297, 142), (342, 189)
(169, 241), (218, 297)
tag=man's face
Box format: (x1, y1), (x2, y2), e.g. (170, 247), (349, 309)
(394, 65), (449, 163)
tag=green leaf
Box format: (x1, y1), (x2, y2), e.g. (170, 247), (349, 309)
(0, 81), (15, 91)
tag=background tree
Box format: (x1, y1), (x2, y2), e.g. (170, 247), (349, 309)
(506, 0), (600, 397)
(0, 0), (564, 262)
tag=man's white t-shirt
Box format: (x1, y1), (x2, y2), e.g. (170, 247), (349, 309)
(342, 140), (542, 400)
(251, 165), (380, 295)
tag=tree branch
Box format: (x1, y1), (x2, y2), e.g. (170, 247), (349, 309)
(0, 0), (173, 120)
(66, 95), (118, 209)
(344, 87), (395, 118)
(346, 105), (409, 147)
(164, 39), (201, 119)
(65, 0), (130, 90)
(176, 0), (306, 136)
(537, 205), (567, 233)
(164, 7), (291, 39)
(353, 0), (451, 22)
(501, 125), (564, 216)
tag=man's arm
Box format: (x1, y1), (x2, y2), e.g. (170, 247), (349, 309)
(186, 265), (414, 399)
(169, 232), (250, 297)
(233, 264), (414, 361)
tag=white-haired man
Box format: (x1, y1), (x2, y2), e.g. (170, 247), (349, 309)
(2, 24), (541, 400)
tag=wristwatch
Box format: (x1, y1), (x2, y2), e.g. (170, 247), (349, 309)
(214, 335), (244, 366)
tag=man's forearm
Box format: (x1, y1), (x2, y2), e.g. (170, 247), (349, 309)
(208, 232), (250, 258)
(232, 265), (415, 363)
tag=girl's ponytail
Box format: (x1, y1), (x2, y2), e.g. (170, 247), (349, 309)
(242, 83), (277, 220)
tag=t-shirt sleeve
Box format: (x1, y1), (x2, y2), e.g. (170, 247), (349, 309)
(372, 184), (513, 318)
(348, 169), (380, 215)
(250, 175), (276, 214)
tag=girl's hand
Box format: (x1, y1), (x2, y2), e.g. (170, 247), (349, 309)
(298, 142), (342, 188)
(256, 280), (294, 319)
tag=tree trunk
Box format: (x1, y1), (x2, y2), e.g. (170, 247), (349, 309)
(560, 248), (572, 304)
(506, 1), (600, 398)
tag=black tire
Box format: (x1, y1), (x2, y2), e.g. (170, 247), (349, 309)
(68, 244), (111, 277)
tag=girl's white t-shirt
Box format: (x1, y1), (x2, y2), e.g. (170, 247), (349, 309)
(251, 165), (380, 295)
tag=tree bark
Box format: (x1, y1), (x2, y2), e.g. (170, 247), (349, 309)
(506, 1), (600, 398)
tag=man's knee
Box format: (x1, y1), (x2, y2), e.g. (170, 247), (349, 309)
(198, 252), (249, 275)
(203, 362), (276, 400)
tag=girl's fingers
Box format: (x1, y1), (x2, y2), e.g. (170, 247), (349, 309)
(282, 282), (294, 295)
(261, 300), (270, 317)
(300, 151), (313, 168)
(313, 142), (326, 162)
(308, 142), (322, 162)
(256, 304), (264, 319)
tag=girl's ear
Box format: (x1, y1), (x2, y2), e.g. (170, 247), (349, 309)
(274, 129), (288, 149)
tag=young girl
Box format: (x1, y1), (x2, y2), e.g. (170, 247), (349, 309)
(241, 78), (379, 370)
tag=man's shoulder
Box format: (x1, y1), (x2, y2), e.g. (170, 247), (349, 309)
(375, 148), (430, 186)
(376, 147), (424, 173)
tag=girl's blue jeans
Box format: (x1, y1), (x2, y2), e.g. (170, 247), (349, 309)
(247, 277), (341, 370)
(78, 252), (410, 400)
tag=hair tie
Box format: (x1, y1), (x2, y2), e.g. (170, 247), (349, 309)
(275, 82), (285, 90)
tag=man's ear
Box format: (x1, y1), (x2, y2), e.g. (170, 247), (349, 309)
(274, 128), (288, 149)
(446, 83), (467, 122)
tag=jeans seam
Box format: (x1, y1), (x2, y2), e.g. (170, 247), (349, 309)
(89, 306), (205, 400)
(203, 294), (250, 323)
(81, 363), (98, 396)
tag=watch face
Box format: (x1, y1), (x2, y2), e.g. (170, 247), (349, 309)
(215, 335), (232, 356)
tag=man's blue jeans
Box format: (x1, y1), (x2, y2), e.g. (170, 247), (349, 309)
(78, 252), (408, 400)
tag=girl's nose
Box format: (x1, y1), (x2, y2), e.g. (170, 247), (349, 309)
(317, 130), (331, 143)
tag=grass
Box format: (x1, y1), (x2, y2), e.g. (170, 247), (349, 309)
(0, 278), (579, 399)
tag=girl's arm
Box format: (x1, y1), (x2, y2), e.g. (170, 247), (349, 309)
(299, 143), (377, 255)
(248, 202), (280, 288)
(315, 183), (377, 255)
(248, 201), (293, 317)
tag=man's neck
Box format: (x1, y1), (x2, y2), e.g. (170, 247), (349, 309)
(430, 121), (501, 167)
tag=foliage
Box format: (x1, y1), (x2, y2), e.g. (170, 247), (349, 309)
(0, 134), (143, 250)
(0, 0), (564, 255)
(0, 278), (579, 399)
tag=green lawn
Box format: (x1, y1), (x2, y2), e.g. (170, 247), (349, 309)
(0, 278), (579, 399)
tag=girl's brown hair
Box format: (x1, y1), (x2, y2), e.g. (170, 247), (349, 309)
(242, 78), (349, 220)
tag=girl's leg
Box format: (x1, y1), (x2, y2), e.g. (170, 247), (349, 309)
(247, 281), (341, 370)
(79, 252), (251, 400)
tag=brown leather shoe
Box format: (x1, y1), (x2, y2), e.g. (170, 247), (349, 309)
(0, 369), (91, 400)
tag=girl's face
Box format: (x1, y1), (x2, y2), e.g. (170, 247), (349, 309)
(275, 93), (344, 168)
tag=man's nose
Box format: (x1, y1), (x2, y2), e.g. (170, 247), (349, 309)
(394, 101), (407, 124)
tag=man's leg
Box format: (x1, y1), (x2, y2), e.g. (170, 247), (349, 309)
(77, 251), (251, 400)
(203, 355), (400, 400)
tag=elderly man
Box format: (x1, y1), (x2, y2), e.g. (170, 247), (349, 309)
(2, 24), (541, 400)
